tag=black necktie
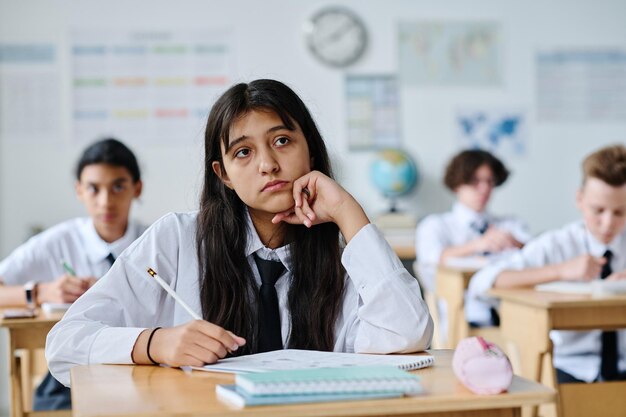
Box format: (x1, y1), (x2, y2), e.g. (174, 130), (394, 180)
(253, 254), (285, 352)
(105, 252), (116, 267)
(600, 249), (618, 381)
(472, 220), (489, 235)
(472, 220), (490, 256)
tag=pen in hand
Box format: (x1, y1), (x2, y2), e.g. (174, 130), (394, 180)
(61, 260), (76, 276)
(61, 260), (94, 290)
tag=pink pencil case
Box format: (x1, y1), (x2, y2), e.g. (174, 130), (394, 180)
(452, 336), (513, 395)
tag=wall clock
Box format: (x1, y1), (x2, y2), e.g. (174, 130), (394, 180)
(304, 7), (368, 68)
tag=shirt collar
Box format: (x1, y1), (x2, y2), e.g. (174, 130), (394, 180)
(582, 221), (625, 258)
(80, 218), (139, 264)
(244, 208), (292, 271)
(452, 201), (490, 229)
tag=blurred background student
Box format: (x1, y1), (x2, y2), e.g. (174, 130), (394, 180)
(468, 144), (626, 383)
(0, 138), (147, 410)
(415, 149), (531, 343)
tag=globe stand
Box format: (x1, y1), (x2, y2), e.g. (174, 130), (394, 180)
(375, 196), (416, 229)
(388, 196), (398, 213)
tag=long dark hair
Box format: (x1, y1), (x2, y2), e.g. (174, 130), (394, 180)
(197, 79), (345, 355)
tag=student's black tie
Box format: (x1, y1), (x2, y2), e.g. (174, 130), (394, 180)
(105, 253), (116, 267)
(254, 254), (285, 352)
(600, 249), (618, 381)
(472, 220), (489, 235)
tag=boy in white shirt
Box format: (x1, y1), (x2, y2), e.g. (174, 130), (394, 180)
(416, 150), (530, 342)
(0, 138), (147, 409)
(469, 144), (626, 383)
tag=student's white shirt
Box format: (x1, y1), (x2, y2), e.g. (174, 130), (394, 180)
(414, 202), (530, 339)
(468, 220), (626, 382)
(0, 217), (147, 285)
(415, 202), (530, 293)
(46, 211), (434, 387)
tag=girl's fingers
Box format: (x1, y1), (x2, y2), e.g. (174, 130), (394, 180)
(194, 336), (228, 359)
(293, 174), (318, 208)
(195, 321), (243, 351)
(182, 343), (219, 365)
(294, 205), (312, 228)
(272, 209), (295, 224)
(226, 331), (247, 346)
(274, 212), (303, 226)
(298, 197), (316, 225)
(180, 353), (208, 368)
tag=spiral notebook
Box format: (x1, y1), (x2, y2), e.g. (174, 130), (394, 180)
(196, 349), (435, 374)
(236, 365), (423, 395)
(216, 384), (403, 408)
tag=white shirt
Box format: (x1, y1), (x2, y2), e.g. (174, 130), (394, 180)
(0, 217), (147, 285)
(468, 220), (626, 382)
(46, 212), (434, 386)
(415, 202), (530, 338)
(415, 202), (530, 293)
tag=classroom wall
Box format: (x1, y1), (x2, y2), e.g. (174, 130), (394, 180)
(0, 0), (625, 414)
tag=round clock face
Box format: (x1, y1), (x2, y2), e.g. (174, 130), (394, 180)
(304, 7), (368, 68)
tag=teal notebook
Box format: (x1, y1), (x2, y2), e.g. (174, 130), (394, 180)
(235, 365), (423, 396)
(216, 384), (403, 408)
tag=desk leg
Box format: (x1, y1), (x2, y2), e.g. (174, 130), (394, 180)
(436, 269), (467, 348)
(499, 301), (553, 417)
(8, 330), (24, 417)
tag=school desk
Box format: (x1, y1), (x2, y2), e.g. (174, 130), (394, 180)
(0, 308), (68, 417)
(380, 227), (415, 261)
(489, 289), (626, 417)
(434, 265), (475, 348)
(432, 264), (502, 350)
(389, 242), (415, 261)
(70, 350), (555, 417)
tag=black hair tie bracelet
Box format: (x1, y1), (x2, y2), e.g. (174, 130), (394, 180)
(146, 327), (162, 365)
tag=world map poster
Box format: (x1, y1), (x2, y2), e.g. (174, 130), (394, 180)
(398, 21), (501, 86)
(456, 108), (526, 157)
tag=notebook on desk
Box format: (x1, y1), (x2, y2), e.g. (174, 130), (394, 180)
(535, 280), (626, 296)
(216, 384), (403, 408)
(216, 364), (423, 408)
(41, 303), (72, 314)
(195, 349), (435, 374)
(236, 365), (423, 395)
(444, 256), (488, 270)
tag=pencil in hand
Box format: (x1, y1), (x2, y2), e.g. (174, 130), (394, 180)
(146, 268), (201, 320)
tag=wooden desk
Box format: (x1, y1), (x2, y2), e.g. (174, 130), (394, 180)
(0, 309), (67, 417)
(391, 244), (416, 261)
(70, 350), (555, 417)
(434, 266), (476, 348)
(489, 289), (626, 417)
(380, 228), (415, 261)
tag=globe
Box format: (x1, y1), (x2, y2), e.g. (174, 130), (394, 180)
(369, 149), (418, 211)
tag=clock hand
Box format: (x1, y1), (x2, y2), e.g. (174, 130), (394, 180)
(317, 22), (358, 48)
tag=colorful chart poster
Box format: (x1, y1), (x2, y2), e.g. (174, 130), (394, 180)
(346, 75), (401, 150)
(72, 30), (234, 144)
(456, 107), (526, 156)
(398, 21), (501, 86)
(536, 49), (626, 122)
(0, 44), (60, 143)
